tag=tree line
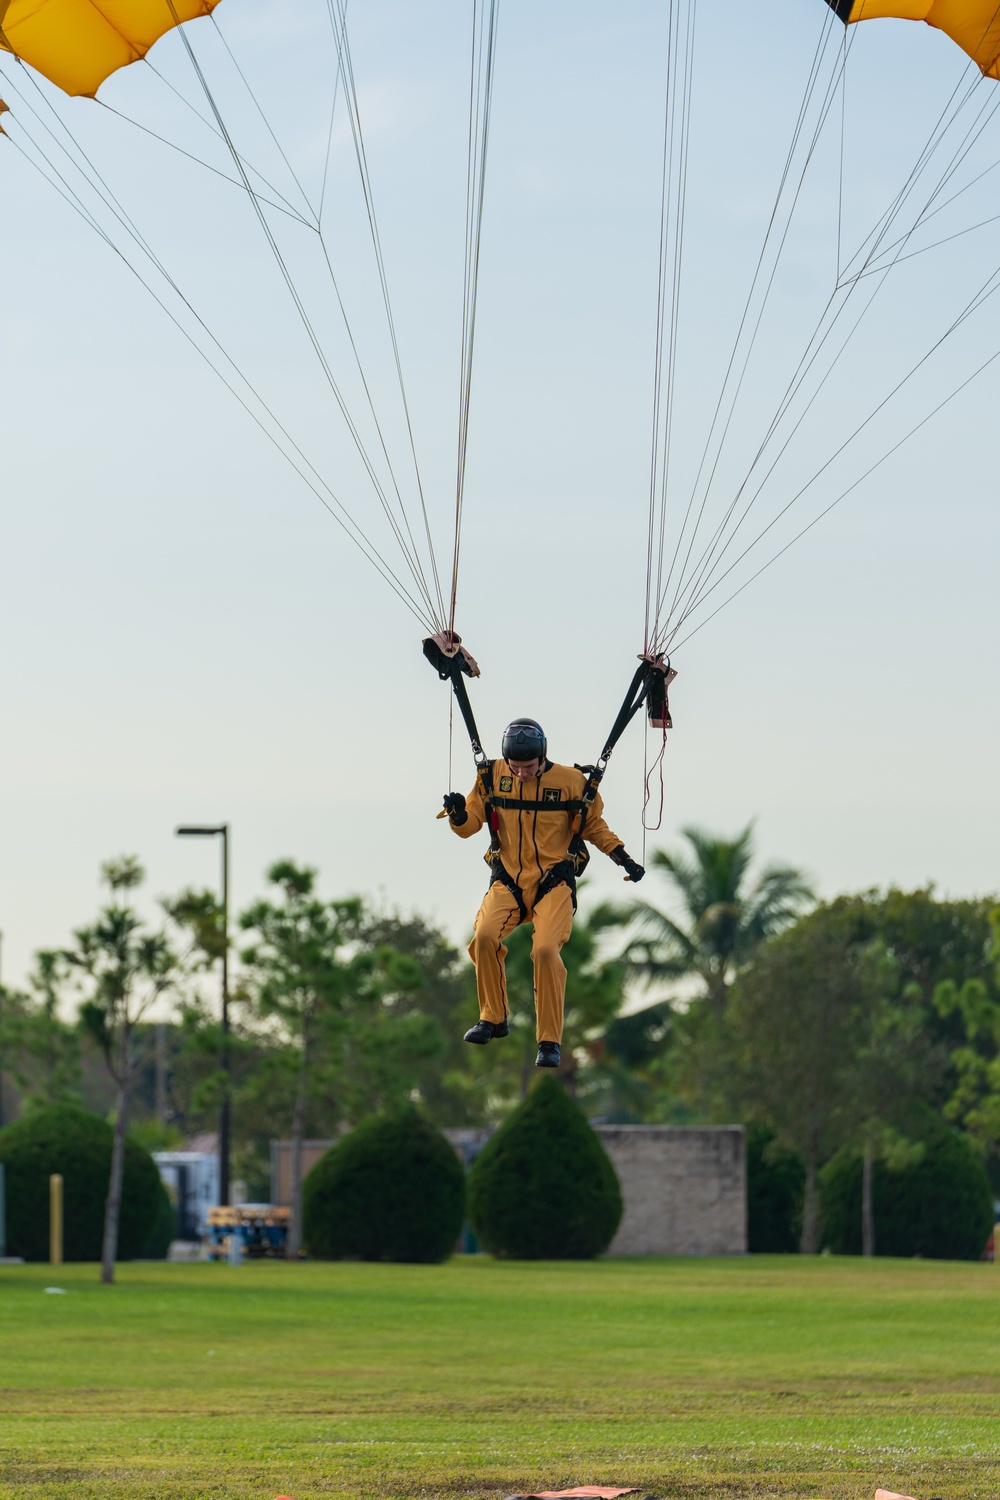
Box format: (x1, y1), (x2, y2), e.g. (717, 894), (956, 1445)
(1, 827), (997, 1268)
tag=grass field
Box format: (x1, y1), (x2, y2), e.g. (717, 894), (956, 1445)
(1, 1256), (998, 1500)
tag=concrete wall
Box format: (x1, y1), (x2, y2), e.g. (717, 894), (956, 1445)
(272, 1124), (746, 1256)
(595, 1125), (746, 1256)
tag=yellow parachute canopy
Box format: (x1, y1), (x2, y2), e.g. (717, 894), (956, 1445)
(0, 0), (221, 99)
(828, 0), (1000, 79)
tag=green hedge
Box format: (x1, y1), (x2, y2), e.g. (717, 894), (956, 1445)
(467, 1074), (622, 1259)
(302, 1103), (465, 1263)
(141, 1179), (176, 1259)
(0, 1104), (167, 1262)
(820, 1121), (994, 1261)
(746, 1123), (804, 1254)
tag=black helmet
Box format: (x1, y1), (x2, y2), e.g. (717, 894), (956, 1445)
(502, 718), (547, 762)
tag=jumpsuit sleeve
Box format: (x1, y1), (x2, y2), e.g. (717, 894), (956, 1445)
(581, 787), (623, 856)
(450, 775), (487, 839)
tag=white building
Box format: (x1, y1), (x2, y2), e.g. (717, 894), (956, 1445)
(153, 1152), (219, 1241)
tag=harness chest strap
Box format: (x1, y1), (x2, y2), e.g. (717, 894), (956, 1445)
(490, 796), (585, 812)
(475, 761), (587, 915)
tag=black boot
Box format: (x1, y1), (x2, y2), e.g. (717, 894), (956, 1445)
(535, 1041), (561, 1068)
(464, 1018), (509, 1045)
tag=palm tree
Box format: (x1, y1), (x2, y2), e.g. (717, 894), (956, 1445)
(623, 825), (814, 1019)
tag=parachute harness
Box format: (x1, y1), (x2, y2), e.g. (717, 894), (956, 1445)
(424, 631), (675, 894)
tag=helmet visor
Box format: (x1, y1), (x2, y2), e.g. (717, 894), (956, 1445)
(502, 720), (546, 761)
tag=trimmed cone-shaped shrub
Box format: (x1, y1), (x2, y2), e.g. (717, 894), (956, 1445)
(467, 1074), (622, 1259)
(746, 1123), (805, 1254)
(0, 1104), (167, 1262)
(820, 1120), (993, 1261)
(302, 1103), (465, 1263)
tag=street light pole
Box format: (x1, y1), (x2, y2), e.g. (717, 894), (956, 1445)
(220, 825), (229, 1206)
(175, 824), (230, 1206)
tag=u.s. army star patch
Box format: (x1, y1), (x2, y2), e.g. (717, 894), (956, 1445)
(542, 788), (562, 803)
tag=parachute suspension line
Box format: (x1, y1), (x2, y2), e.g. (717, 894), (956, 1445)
(671, 325), (1000, 654)
(847, 81), (1000, 281)
(217, 0), (446, 630)
(839, 68), (985, 286)
(644, 0), (698, 654)
(140, 57), (308, 222)
(864, 136), (1000, 271)
(664, 42), (981, 644)
(837, 21), (847, 281)
(163, 1), (445, 629)
(210, 13), (316, 225)
(648, 10), (845, 651)
(642, 730), (668, 837)
(0, 63), (437, 630)
(318, 0), (348, 224)
(448, 0), (501, 637)
(1, 135), (432, 630)
(95, 99), (310, 224)
(641, 5), (1000, 649)
(323, 0), (447, 630)
(856, 200), (1000, 278)
(667, 253), (1000, 647)
(660, 21), (849, 615)
(658, 44), (998, 645)
(667, 75), (998, 634)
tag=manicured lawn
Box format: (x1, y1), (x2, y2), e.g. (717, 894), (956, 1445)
(0, 1255), (997, 1499)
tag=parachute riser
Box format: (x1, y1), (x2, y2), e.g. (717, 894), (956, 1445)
(568, 653), (674, 875)
(448, 667), (487, 767)
(422, 631), (487, 767)
(423, 635), (674, 857)
(589, 653), (672, 787)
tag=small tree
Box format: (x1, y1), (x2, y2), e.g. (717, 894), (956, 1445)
(931, 908), (1000, 1167)
(722, 906), (891, 1252)
(849, 982), (940, 1256)
(66, 857), (180, 1283)
(8, 952), (82, 1109)
(353, 909), (472, 1124)
(467, 1074), (622, 1259)
(240, 863), (376, 1258)
(820, 1116), (993, 1260)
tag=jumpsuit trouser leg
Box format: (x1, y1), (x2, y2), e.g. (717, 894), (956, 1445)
(527, 883), (575, 1043)
(468, 879), (575, 1042)
(468, 881), (523, 1025)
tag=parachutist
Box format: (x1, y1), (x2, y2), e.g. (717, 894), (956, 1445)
(443, 717), (643, 1068)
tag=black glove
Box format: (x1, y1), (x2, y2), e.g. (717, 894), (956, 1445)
(443, 791), (468, 826)
(611, 844), (644, 883)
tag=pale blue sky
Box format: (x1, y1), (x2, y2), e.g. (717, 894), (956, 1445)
(1, 0), (998, 992)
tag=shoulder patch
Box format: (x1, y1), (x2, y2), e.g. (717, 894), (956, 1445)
(499, 775), (513, 793)
(542, 787), (562, 804)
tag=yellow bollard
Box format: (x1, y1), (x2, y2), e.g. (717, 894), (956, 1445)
(49, 1173), (63, 1265)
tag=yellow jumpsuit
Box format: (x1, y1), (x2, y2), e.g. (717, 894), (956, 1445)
(450, 760), (622, 1043)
